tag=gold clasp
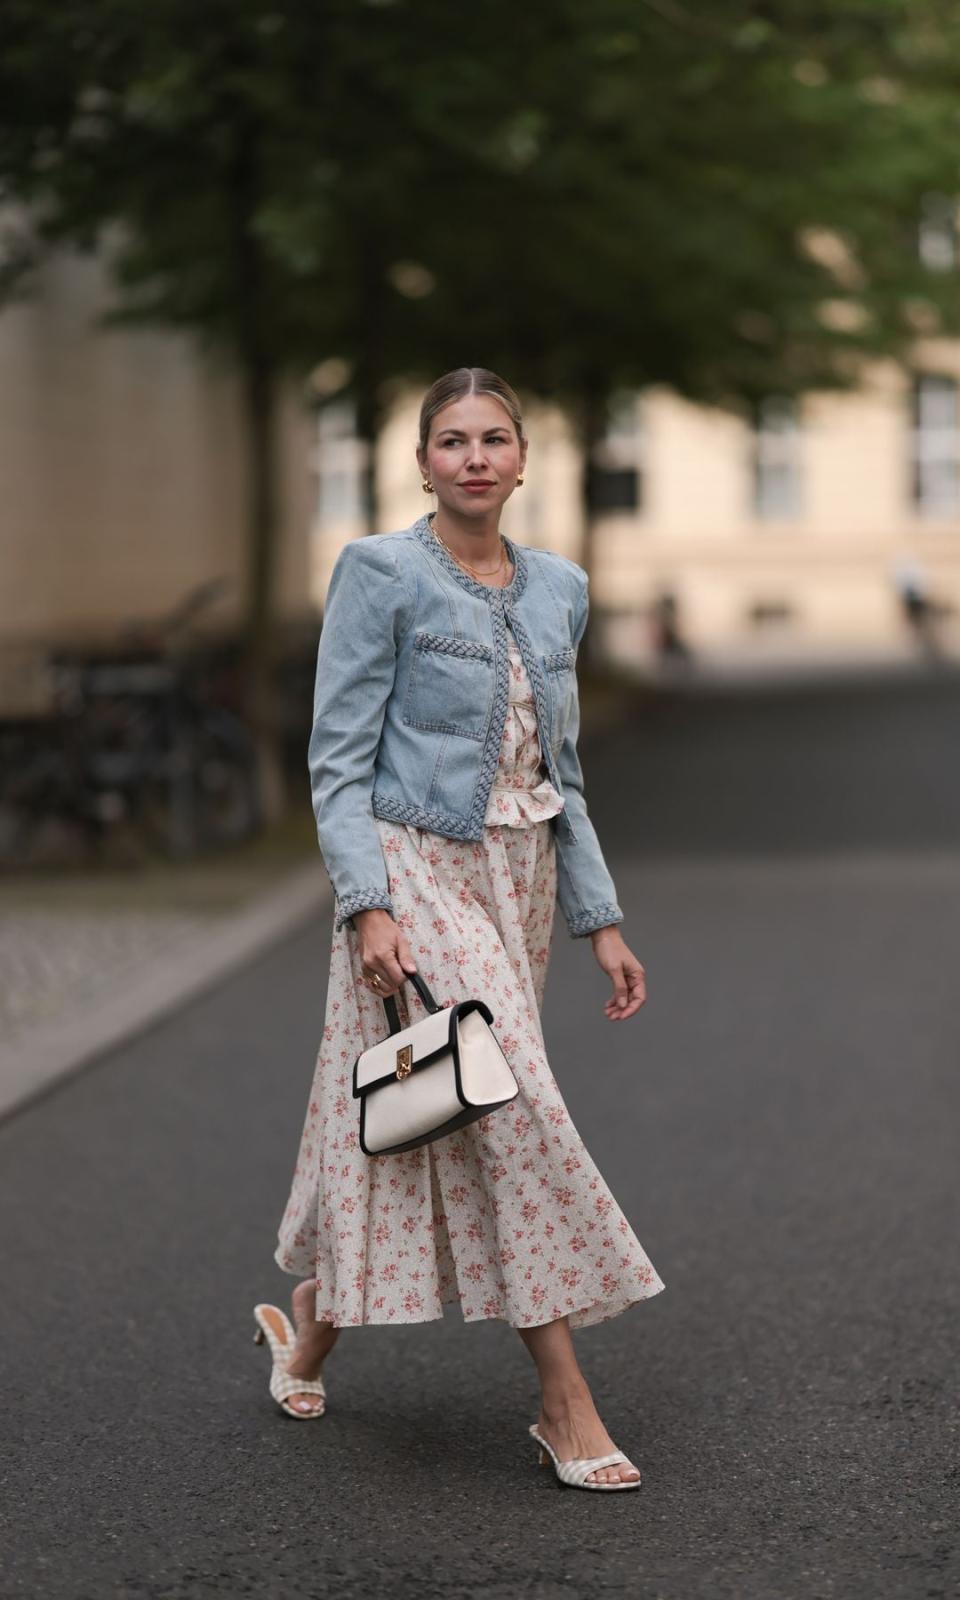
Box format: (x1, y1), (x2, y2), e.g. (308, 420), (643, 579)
(395, 1044), (413, 1080)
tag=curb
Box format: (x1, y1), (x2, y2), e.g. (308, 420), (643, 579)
(620, 654), (960, 697)
(0, 864), (332, 1124)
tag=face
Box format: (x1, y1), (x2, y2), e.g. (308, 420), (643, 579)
(418, 393), (527, 518)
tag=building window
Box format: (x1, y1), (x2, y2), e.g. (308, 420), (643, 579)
(315, 399), (364, 527)
(911, 374), (960, 517)
(918, 193), (958, 272)
(753, 396), (802, 519)
(591, 391), (644, 514)
(746, 599), (797, 628)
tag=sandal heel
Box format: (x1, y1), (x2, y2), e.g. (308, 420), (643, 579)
(253, 1303), (327, 1421)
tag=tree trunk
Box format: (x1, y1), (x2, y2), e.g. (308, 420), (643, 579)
(241, 350), (285, 823)
(352, 225), (387, 538)
(230, 112), (285, 822)
(575, 388), (608, 679)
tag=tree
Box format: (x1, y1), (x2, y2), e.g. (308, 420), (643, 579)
(382, 0), (960, 662)
(4, 0), (551, 744)
(8, 0), (959, 693)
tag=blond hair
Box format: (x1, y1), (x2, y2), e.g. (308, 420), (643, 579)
(417, 367), (526, 453)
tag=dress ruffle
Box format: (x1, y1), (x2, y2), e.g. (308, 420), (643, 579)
(483, 637), (564, 827)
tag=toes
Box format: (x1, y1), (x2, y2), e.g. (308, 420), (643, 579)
(586, 1464), (639, 1485)
(290, 1394), (323, 1414)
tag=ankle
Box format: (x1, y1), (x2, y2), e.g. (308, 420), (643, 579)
(539, 1380), (594, 1423)
(299, 1320), (339, 1345)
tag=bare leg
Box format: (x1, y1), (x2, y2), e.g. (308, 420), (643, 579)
(283, 1278), (341, 1416)
(516, 1315), (640, 1486)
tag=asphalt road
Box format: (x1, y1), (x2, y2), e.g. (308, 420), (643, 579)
(2, 674), (958, 1600)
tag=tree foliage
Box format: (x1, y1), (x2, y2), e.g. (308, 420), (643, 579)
(3, 0), (959, 674)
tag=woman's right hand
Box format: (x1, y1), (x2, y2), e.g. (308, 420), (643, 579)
(353, 909), (418, 997)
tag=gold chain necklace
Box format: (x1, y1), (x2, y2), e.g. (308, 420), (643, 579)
(431, 519), (511, 584)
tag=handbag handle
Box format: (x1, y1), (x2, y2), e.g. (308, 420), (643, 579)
(381, 967), (442, 1036)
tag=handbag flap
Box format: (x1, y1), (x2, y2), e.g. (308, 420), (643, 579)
(353, 1002), (454, 1097)
(353, 998), (494, 1097)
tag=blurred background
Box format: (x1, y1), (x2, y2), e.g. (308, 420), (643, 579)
(3, 2), (960, 881)
(5, 0), (960, 1053)
(3, 8), (959, 1594)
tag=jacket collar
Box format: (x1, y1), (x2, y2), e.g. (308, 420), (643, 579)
(413, 512), (528, 602)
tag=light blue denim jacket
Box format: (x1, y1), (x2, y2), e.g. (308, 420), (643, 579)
(307, 511), (625, 939)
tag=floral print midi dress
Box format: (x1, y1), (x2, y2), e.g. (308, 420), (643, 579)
(276, 625), (665, 1330)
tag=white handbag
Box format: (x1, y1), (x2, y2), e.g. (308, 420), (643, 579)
(353, 969), (519, 1156)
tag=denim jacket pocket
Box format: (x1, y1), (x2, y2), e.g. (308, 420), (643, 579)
(542, 646), (577, 751)
(402, 630), (495, 741)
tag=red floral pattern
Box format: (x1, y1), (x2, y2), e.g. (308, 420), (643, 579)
(275, 630), (664, 1330)
(483, 634), (565, 825)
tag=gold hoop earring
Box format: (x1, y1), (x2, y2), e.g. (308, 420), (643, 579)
(516, 475), (524, 486)
(421, 478), (433, 493)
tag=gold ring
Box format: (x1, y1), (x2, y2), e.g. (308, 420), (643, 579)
(371, 973), (383, 988)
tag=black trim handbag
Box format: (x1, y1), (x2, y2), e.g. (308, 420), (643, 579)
(352, 970), (520, 1156)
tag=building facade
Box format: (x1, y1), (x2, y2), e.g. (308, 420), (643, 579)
(0, 247), (315, 651)
(5, 240), (960, 704)
(314, 360), (960, 674)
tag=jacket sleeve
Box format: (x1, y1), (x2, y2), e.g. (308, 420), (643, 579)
(307, 537), (415, 932)
(554, 571), (626, 938)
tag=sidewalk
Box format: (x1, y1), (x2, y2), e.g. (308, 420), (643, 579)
(0, 809), (331, 1121)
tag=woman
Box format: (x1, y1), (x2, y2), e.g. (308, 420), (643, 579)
(255, 367), (665, 1491)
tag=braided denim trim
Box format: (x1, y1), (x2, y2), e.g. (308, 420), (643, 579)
(334, 887), (394, 931)
(372, 790), (576, 845)
(567, 902), (624, 939)
(413, 630), (494, 663)
(544, 646), (577, 673)
(373, 791), (481, 839)
(459, 597), (508, 833)
(412, 514), (529, 602)
(504, 609), (573, 831)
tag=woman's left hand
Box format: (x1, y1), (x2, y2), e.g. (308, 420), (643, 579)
(590, 926), (647, 1021)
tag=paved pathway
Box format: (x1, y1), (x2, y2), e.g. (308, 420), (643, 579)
(0, 907), (212, 1047)
(0, 836), (326, 1118)
(1, 677), (958, 1599)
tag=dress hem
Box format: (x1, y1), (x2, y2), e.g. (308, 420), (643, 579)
(275, 1246), (664, 1333)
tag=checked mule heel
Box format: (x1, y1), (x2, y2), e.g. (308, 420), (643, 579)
(253, 1303), (327, 1419)
(529, 1423), (642, 1491)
